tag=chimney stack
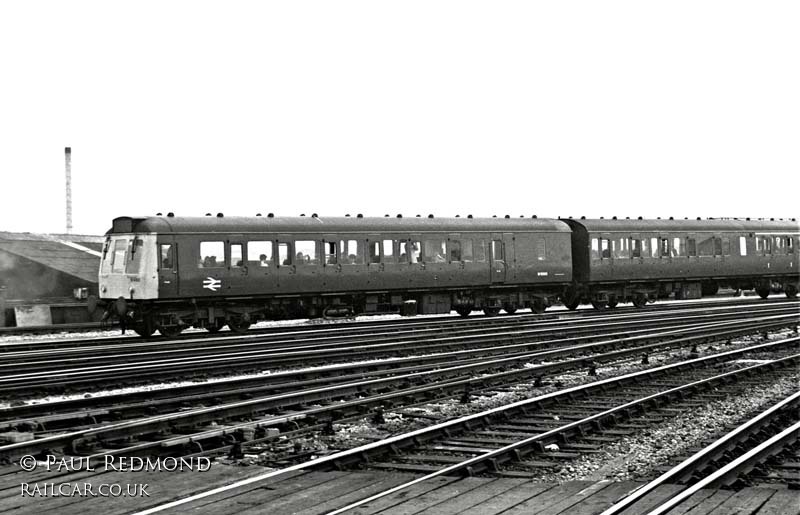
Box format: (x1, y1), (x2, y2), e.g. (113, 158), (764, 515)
(65, 147), (72, 234)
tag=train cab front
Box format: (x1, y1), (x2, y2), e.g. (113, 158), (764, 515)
(97, 228), (159, 331)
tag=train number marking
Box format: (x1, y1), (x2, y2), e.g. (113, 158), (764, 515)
(203, 277), (222, 291)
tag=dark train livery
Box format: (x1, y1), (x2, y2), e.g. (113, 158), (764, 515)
(98, 215), (799, 337)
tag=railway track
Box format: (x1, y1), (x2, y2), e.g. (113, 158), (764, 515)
(602, 390), (800, 514)
(123, 337), (800, 514)
(0, 310), (795, 441)
(1, 296), (791, 353)
(1, 302), (797, 395)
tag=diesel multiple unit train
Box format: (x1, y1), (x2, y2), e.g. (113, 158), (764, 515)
(97, 214), (799, 337)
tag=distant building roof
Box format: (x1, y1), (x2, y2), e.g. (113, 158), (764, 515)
(0, 231), (103, 284)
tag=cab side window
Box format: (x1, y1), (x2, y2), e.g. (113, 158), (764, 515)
(160, 244), (173, 269)
(199, 241), (224, 268)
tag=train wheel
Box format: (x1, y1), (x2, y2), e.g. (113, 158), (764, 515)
(756, 287), (771, 299)
(455, 306), (472, 318)
(483, 307), (501, 317)
(206, 324), (222, 333)
(591, 301), (608, 311)
(607, 296), (619, 309)
(503, 304), (517, 315)
(564, 299), (580, 311)
(158, 325), (183, 337)
(632, 294), (647, 308)
(228, 318), (251, 333)
(531, 299), (546, 314)
(133, 324), (155, 337)
(785, 285), (798, 299)
(133, 315), (156, 337)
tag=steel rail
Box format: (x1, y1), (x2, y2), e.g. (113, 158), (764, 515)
(4, 302), (793, 365)
(128, 338), (800, 515)
(2, 298), (794, 358)
(599, 390), (800, 515)
(643, 420), (800, 515)
(2, 315), (791, 436)
(1, 325), (795, 461)
(2, 311), (795, 391)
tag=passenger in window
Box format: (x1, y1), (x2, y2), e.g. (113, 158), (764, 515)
(259, 254), (270, 267)
(348, 254), (357, 264)
(296, 252), (306, 264)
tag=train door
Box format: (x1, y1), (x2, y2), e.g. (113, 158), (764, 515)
(320, 237), (342, 291)
(225, 236), (249, 293)
(490, 234), (506, 283)
(274, 237), (296, 292)
(157, 238), (179, 298)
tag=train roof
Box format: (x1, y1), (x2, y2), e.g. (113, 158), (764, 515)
(107, 216), (572, 235)
(562, 218), (799, 233)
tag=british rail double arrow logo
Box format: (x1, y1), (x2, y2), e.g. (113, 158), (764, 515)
(203, 277), (222, 291)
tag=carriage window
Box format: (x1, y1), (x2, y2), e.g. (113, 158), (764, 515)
(773, 237), (784, 255)
(401, 240), (420, 263)
(111, 239), (128, 273)
(601, 238), (611, 259)
(536, 238), (547, 261)
(230, 244), (243, 267)
(697, 235), (714, 257)
(631, 238), (642, 258)
(672, 237), (683, 257)
(324, 241), (337, 265)
(368, 241), (381, 264)
(199, 241), (224, 268)
(160, 244), (173, 269)
(340, 240), (363, 264)
(295, 240), (317, 265)
(462, 240), (473, 262)
(687, 238), (697, 257)
(423, 239), (447, 263)
(713, 237), (723, 256)
(650, 237), (659, 258)
(248, 241), (273, 267)
(591, 238), (600, 259)
(449, 240), (462, 262)
(474, 239), (487, 262)
(660, 238), (670, 257)
(788, 237), (795, 254)
(739, 236), (747, 256)
(278, 242), (291, 265)
(492, 240), (504, 261)
(760, 236), (772, 255)
(613, 237), (629, 259)
(722, 238), (730, 256)
(382, 240), (395, 263)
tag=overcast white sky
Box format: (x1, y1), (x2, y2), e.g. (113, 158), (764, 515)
(1, 1), (798, 236)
